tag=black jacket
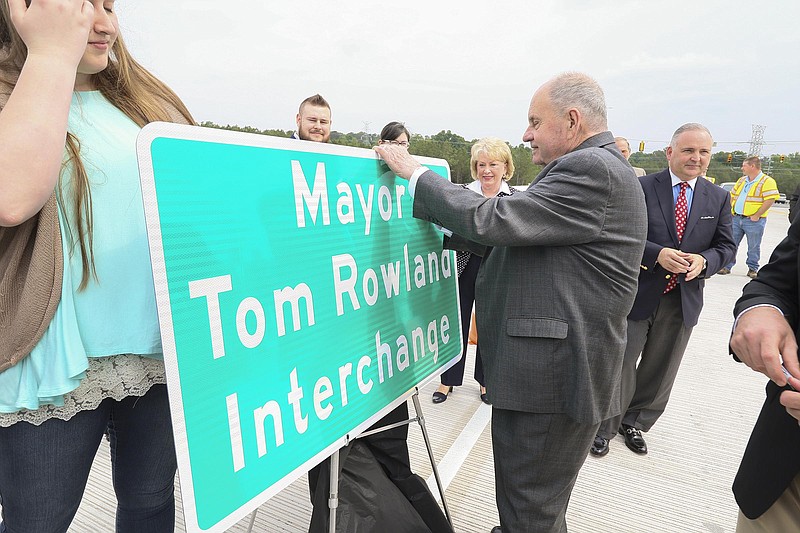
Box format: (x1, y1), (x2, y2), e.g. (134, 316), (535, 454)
(732, 215), (800, 518)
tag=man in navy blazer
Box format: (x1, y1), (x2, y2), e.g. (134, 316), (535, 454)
(591, 123), (736, 457)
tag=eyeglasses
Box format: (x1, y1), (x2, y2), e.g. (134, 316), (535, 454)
(379, 140), (410, 147)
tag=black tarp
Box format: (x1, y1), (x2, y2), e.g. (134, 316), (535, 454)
(307, 403), (454, 533)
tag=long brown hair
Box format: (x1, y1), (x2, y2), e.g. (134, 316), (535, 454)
(0, 7), (194, 289)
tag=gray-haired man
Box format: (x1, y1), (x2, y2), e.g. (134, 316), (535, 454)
(376, 72), (646, 533)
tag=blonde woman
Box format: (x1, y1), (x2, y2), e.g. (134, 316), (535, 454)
(0, 1), (193, 531)
(433, 137), (515, 405)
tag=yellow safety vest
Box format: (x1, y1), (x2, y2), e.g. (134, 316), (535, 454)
(730, 173), (780, 217)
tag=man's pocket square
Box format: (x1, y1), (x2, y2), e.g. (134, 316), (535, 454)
(700, 215), (715, 220)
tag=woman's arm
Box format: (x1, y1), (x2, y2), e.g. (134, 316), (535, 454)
(0, 0), (93, 226)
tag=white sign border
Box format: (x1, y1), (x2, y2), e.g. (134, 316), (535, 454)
(136, 122), (460, 532)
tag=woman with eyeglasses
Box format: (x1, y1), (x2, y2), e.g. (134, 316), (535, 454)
(431, 137), (516, 405)
(378, 120), (411, 149)
(366, 121), (414, 446)
(308, 121), (453, 533)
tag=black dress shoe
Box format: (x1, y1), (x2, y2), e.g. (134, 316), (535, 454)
(589, 434), (609, 456)
(490, 527), (502, 533)
(619, 424), (647, 454)
(432, 386), (453, 404)
(480, 387), (491, 405)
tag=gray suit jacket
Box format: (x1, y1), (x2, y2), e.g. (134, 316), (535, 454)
(413, 132), (647, 423)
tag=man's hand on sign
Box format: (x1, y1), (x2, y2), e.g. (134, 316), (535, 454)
(374, 143), (421, 180)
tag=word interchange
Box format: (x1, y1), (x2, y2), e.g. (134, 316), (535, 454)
(187, 161), (454, 472)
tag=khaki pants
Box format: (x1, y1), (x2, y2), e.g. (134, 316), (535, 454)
(736, 473), (800, 532)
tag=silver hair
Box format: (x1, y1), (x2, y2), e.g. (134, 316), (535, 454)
(670, 123), (713, 147)
(547, 72), (607, 130)
(614, 136), (631, 151)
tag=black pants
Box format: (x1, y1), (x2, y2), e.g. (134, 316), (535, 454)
(440, 254), (485, 387)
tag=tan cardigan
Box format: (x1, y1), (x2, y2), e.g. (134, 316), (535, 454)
(0, 82), (191, 372)
(0, 78), (63, 372)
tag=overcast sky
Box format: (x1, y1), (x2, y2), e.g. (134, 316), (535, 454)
(117, 1), (800, 155)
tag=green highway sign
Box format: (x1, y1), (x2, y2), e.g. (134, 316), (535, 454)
(137, 123), (462, 532)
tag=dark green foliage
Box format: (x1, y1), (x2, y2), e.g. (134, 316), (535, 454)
(199, 121), (293, 138)
(197, 121), (800, 193)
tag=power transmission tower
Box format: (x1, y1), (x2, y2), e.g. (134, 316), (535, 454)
(748, 124), (766, 157)
(362, 121), (372, 147)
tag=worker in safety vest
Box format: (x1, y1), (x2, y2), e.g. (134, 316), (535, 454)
(718, 156), (779, 278)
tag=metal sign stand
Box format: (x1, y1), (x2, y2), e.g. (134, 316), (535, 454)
(245, 387), (453, 533)
(327, 449), (340, 533)
(329, 387), (453, 532)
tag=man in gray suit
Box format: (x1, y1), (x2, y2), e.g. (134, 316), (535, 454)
(375, 72), (647, 533)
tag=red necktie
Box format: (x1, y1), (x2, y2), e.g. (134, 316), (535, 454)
(664, 182), (688, 294)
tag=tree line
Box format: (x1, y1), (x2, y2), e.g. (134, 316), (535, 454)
(631, 150), (800, 193)
(200, 121), (800, 193)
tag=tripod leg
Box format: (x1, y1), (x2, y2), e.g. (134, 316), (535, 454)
(411, 388), (454, 527)
(245, 509), (257, 533)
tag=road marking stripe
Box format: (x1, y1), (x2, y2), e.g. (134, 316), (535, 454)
(426, 402), (492, 500)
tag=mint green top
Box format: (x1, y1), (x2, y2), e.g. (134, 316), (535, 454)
(0, 91), (162, 413)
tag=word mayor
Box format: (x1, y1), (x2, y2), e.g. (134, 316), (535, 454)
(185, 161), (457, 473)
